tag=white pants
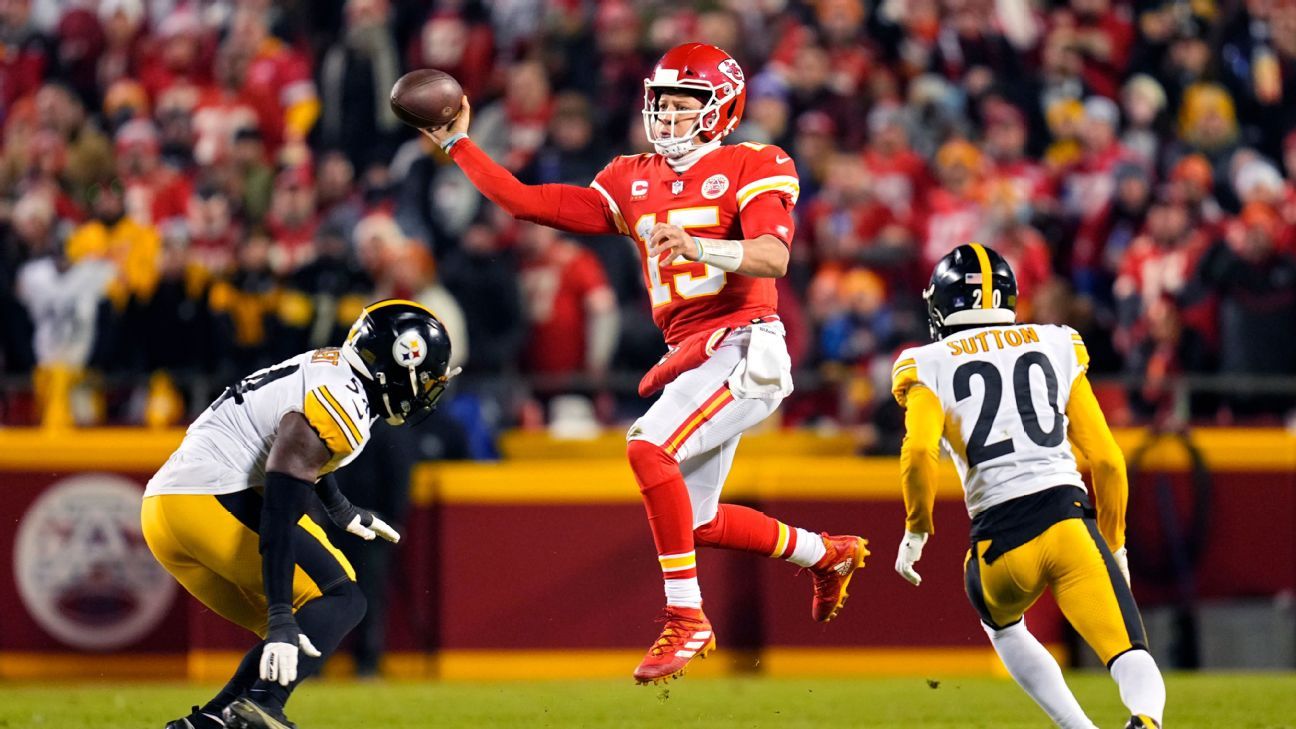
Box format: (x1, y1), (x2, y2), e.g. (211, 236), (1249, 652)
(627, 326), (788, 528)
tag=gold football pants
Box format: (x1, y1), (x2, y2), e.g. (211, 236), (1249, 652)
(142, 490), (355, 637)
(964, 517), (1147, 665)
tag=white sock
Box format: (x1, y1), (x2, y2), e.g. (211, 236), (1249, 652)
(787, 528), (826, 567)
(985, 621), (1098, 729)
(664, 577), (702, 608)
(1110, 649), (1165, 727)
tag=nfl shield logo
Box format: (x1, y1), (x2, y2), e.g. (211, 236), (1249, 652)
(672, 180), (684, 195)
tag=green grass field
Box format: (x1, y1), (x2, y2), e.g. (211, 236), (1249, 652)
(1, 673), (1293, 728)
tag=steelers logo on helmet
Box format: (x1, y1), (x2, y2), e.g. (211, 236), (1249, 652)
(341, 299), (455, 425)
(393, 330), (428, 367)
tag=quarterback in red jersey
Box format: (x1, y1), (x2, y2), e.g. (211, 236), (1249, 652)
(425, 43), (869, 684)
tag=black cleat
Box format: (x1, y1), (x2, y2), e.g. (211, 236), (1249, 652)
(165, 705), (225, 728)
(1125, 715), (1160, 729)
(222, 698), (297, 729)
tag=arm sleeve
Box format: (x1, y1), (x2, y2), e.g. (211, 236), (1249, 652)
(899, 384), (943, 535)
(740, 192), (797, 245)
(448, 138), (620, 235)
(1067, 373), (1127, 551)
(260, 471), (312, 609)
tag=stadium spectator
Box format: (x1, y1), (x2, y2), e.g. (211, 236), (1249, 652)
(404, 2), (494, 102)
(95, 0), (145, 99)
(184, 183), (240, 278)
(264, 164), (319, 274)
(317, 0), (403, 169)
(515, 222), (618, 395)
(15, 224), (115, 427)
(226, 5), (319, 151)
(1187, 203), (1296, 416)
(439, 221), (523, 378)
(315, 148), (364, 238)
(277, 224), (371, 357)
(35, 82), (114, 197)
(0, 190), (55, 374)
(115, 118), (190, 228)
(0, 0), (53, 113)
(208, 231), (279, 374)
(472, 58), (553, 173)
(1124, 294), (1214, 424)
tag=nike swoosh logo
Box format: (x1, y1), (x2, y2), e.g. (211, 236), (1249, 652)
(775, 155), (791, 164)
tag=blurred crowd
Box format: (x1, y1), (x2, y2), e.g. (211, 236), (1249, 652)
(2, 0), (1296, 444)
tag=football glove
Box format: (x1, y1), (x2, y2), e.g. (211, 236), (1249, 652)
(260, 607), (321, 687)
(337, 507), (401, 543)
(895, 531), (929, 586)
(316, 475), (401, 543)
(1113, 546), (1130, 586)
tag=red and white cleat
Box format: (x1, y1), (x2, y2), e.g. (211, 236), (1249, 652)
(809, 534), (870, 622)
(632, 606), (716, 685)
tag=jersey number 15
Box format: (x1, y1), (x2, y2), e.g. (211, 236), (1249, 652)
(635, 207), (727, 307)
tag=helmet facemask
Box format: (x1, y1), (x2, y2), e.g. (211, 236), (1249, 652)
(372, 364), (460, 426)
(642, 82), (734, 158)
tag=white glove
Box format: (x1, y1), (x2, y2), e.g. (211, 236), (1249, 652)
(1112, 546), (1130, 587)
(345, 512), (401, 543)
(260, 632), (321, 687)
(895, 531), (929, 586)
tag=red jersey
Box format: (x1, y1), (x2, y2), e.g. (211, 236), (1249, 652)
(520, 240), (611, 375)
(591, 142), (799, 344)
(243, 38), (316, 149)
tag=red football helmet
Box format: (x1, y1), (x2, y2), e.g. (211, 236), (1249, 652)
(642, 43), (747, 158)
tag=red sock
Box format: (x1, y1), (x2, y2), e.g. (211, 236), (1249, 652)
(694, 504), (800, 559)
(627, 440), (697, 582)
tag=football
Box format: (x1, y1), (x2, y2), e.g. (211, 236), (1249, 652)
(390, 69), (464, 129)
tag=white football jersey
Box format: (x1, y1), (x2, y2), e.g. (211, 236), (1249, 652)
(145, 348), (375, 496)
(892, 324), (1091, 517)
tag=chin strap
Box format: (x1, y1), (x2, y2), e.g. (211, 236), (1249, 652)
(663, 137), (722, 172)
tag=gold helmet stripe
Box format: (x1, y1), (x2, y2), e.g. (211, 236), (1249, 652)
(968, 242), (993, 308)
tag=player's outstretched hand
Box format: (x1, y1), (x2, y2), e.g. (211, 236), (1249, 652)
(344, 510), (401, 543)
(323, 493), (402, 544)
(421, 96), (472, 147)
(895, 531), (929, 586)
(648, 222), (700, 266)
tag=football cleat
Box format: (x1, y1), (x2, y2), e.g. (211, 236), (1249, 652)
(633, 606), (716, 685)
(1125, 715), (1160, 729)
(222, 699), (296, 729)
(809, 534), (870, 622)
(165, 706), (225, 729)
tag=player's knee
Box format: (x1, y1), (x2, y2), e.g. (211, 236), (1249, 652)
(626, 439), (677, 490)
(327, 580), (368, 631)
(693, 512), (723, 547)
(983, 618), (1026, 639)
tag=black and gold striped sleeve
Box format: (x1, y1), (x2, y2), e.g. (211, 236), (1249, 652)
(304, 385), (364, 457)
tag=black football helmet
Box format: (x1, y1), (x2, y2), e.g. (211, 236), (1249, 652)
(341, 299), (457, 425)
(924, 243), (1018, 341)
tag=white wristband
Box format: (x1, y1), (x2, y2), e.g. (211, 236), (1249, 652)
(441, 132), (468, 152)
(694, 237), (744, 272)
